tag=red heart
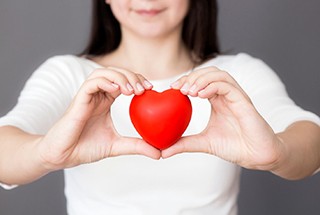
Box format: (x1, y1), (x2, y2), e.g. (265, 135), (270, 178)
(129, 89), (192, 150)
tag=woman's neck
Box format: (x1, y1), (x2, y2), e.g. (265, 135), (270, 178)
(94, 31), (194, 80)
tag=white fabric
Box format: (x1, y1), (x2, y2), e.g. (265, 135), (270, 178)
(1, 53), (319, 215)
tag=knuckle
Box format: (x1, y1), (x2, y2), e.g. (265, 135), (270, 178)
(128, 73), (141, 83)
(213, 70), (234, 83)
(136, 73), (146, 80)
(87, 69), (103, 79)
(194, 75), (207, 85)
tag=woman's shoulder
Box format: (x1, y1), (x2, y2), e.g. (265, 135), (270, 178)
(42, 54), (99, 69)
(199, 53), (273, 79)
(23, 55), (100, 88)
(34, 54), (101, 79)
(200, 52), (262, 69)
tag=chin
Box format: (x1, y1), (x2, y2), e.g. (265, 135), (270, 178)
(136, 25), (180, 39)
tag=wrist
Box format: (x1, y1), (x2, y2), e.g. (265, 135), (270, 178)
(268, 133), (299, 180)
(254, 134), (286, 173)
(268, 135), (287, 172)
(4, 134), (54, 185)
(34, 136), (61, 174)
(267, 122), (320, 180)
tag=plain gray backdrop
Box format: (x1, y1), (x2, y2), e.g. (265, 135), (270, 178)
(0, 0), (319, 215)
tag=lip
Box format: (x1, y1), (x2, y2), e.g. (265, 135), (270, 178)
(134, 8), (165, 16)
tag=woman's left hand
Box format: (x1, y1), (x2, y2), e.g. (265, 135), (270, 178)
(162, 66), (283, 171)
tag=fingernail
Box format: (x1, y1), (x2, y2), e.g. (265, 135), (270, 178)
(136, 83), (144, 92)
(144, 80), (153, 88)
(127, 83), (134, 92)
(181, 83), (190, 93)
(170, 81), (180, 88)
(111, 83), (119, 88)
(189, 84), (197, 93)
(198, 89), (206, 96)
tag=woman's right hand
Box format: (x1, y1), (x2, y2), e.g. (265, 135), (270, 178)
(37, 67), (160, 171)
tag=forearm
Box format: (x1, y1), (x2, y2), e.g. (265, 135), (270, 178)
(0, 126), (51, 185)
(271, 121), (320, 180)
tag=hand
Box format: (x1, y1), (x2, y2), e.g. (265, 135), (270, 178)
(162, 67), (282, 171)
(38, 67), (160, 171)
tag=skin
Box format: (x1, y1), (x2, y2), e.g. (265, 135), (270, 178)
(1, 0), (320, 186)
(164, 67), (320, 180)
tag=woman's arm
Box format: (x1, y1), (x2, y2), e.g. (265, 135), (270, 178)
(272, 121), (320, 180)
(0, 67), (160, 186)
(163, 65), (320, 180)
(0, 126), (48, 185)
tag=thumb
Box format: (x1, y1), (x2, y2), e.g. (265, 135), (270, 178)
(110, 137), (161, 160)
(161, 135), (209, 158)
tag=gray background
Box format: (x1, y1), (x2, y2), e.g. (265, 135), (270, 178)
(0, 0), (319, 214)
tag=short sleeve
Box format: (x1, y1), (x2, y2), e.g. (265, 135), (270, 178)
(0, 55), (91, 190)
(230, 53), (320, 133)
(0, 183), (17, 190)
(0, 55), (88, 135)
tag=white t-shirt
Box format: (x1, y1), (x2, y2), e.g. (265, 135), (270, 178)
(1, 53), (319, 215)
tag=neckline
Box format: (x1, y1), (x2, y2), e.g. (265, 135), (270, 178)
(79, 55), (220, 83)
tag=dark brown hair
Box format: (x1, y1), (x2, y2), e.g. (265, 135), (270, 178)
(82, 0), (220, 64)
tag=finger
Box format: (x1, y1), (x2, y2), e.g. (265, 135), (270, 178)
(171, 69), (213, 94)
(198, 81), (252, 107)
(77, 77), (120, 104)
(170, 75), (188, 90)
(136, 73), (153, 90)
(107, 67), (151, 95)
(110, 137), (161, 160)
(88, 68), (149, 95)
(192, 67), (241, 88)
(161, 135), (210, 158)
(87, 69), (135, 95)
(171, 66), (217, 91)
(188, 71), (241, 96)
(172, 67), (246, 97)
(169, 67), (218, 94)
(204, 70), (248, 97)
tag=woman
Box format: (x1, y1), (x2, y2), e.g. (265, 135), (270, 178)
(1, 0), (320, 214)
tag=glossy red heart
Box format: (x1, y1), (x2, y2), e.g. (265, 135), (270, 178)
(129, 89), (192, 150)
